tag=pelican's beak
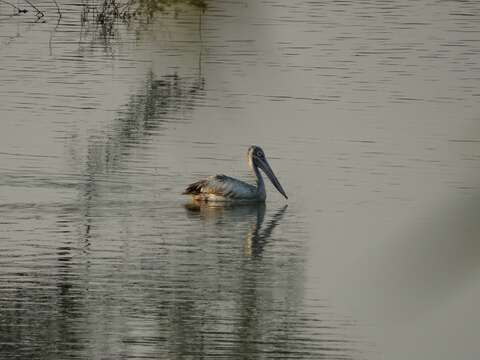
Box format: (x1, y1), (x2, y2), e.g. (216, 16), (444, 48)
(257, 158), (288, 200)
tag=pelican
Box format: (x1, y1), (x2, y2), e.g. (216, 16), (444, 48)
(183, 145), (288, 202)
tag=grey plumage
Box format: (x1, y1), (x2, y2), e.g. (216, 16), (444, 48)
(183, 174), (257, 200)
(183, 146), (287, 203)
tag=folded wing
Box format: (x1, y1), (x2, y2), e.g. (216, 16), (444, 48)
(183, 174), (256, 200)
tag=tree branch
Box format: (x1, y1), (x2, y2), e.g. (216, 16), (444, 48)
(51, 0), (62, 19)
(0, 0), (28, 13)
(23, 0), (45, 18)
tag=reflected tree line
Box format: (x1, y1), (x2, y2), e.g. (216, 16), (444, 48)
(82, 70), (204, 174)
(0, 70), (206, 359)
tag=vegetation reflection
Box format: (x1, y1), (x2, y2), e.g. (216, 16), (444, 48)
(81, 0), (206, 30)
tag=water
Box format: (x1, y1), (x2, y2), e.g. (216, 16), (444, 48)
(1, 0), (479, 358)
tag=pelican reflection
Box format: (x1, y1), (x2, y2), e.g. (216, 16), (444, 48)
(184, 202), (288, 257)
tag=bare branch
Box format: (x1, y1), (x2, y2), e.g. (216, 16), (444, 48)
(51, 0), (62, 19)
(0, 0), (28, 13)
(23, 0), (45, 18)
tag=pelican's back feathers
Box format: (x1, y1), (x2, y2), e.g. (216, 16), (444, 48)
(182, 179), (209, 195)
(183, 174), (257, 201)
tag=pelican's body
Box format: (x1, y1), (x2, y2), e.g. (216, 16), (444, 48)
(183, 146), (287, 202)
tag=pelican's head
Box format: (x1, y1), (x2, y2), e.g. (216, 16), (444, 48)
(248, 145), (288, 200)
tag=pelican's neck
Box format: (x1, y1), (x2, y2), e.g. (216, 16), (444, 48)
(249, 158), (266, 199)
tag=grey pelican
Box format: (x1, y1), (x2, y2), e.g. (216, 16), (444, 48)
(183, 145), (288, 202)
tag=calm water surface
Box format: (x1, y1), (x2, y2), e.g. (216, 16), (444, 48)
(1, 0), (479, 359)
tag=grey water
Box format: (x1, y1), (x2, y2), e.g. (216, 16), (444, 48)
(1, 0), (479, 359)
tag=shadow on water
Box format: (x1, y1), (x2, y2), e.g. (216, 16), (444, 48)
(185, 202), (288, 258)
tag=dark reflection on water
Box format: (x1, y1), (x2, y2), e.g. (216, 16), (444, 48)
(0, 207), (87, 359)
(184, 202), (287, 258)
(76, 68), (205, 246)
(78, 69), (204, 173)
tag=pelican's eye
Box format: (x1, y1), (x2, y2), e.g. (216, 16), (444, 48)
(256, 151), (263, 158)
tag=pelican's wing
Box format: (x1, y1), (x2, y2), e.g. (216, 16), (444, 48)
(183, 179), (209, 195)
(183, 175), (256, 199)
